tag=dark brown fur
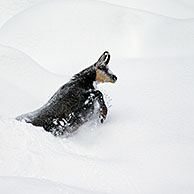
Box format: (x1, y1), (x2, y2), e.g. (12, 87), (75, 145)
(16, 51), (117, 136)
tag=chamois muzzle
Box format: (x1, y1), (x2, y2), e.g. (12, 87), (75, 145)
(109, 74), (117, 83)
(95, 51), (117, 83)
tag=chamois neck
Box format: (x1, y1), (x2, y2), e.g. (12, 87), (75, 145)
(71, 65), (96, 89)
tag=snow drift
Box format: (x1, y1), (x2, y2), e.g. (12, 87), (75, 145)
(0, 0), (194, 75)
(0, 176), (102, 194)
(0, 45), (65, 117)
(100, 0), (194, 18)
(0, 0), (46, 27)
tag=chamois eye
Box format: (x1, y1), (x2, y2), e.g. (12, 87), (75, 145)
(98, 65), (107, 71)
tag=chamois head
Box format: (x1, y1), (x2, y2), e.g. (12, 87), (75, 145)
(95, 51), (117, 83)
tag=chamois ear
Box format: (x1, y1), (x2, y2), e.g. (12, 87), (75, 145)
(96, 51), (110, 66)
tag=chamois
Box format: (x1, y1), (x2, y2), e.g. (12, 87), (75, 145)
(16, 51), (117, 136)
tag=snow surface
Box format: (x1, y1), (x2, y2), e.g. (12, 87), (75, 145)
(100, 0), (194, 18)
(0, 176), (103, 194)
(0, 0), (46, 27)
(0, 0), (194, 194)
(0, 45), (65, 117)
(0, 0), (194, 75)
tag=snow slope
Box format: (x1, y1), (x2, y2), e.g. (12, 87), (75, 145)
(0, 45), (65, 117)
(101, 0), (194, 18)
(0, 0), (194, 194)
(0, 0), (194, 74)
(0, 0), (46, 27)
(0, 176), (103, 194)
(0, 0), (144, 74)
(0, 52), (194, 194)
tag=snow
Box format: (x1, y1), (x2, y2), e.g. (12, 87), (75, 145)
(0, 0), (194, 75)
(100, 0), (194, 18)
(0, 0), (47, 27)
(0, 45), (65, 117)
(0, 0), (194, 194)
(0, 176), (102, 194)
